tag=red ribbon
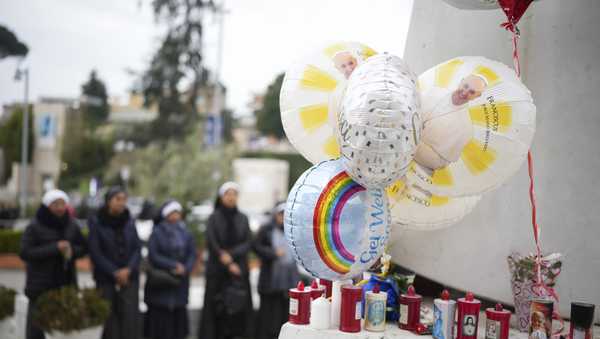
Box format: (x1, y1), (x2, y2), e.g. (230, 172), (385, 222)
(506, 23), (564, 338)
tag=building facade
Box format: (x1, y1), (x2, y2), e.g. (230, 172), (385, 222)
(0, 97), (73, 204)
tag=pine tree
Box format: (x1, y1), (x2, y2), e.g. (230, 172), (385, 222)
(81, 70), (109, 126)
(0, 25), (28, 59)
(0, 107), (34, 183)
(142, 0), (216, 141)
(255, 73), (285, 139)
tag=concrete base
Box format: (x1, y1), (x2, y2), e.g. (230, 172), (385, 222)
(0, 317), (15, 339)
(279, 322), (530, 339)
(45, 326), (102, 339)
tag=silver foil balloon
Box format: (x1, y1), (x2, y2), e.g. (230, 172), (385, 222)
(284, 159), (390, 280)
(337, 53), (422, 189)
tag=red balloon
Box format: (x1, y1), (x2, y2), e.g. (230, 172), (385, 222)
(498, 0), (534, 29)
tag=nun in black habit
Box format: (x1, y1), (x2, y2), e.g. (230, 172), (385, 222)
(198, 182), (253, 339)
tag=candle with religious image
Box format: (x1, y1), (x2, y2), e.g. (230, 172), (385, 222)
(433, 290), (456, 339)
(457, 292), (481, 339)
(485, 304), (511, 339)
(365, 283), (387, 332)
(529, 299), (553, 339)
(399, 285), (422, 331)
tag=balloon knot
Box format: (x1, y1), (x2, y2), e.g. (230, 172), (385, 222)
(501, 21), (520, 36)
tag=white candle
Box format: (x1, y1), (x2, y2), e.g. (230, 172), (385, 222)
(331, 279), (352, 328)
(310, 296), (331, 330)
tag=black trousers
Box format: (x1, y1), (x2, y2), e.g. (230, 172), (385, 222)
(256, 292), (289, 339)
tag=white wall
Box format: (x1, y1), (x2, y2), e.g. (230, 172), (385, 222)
(391, 0), (600, 321)
(233, 158), (289, 216)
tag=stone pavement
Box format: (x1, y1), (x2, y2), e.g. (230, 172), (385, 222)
(0, 267), (260, 309)
(0, 268), (261, 339)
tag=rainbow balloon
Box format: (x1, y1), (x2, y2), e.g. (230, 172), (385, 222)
(313, 171), (365, 274)
(285, 159), (390, 280)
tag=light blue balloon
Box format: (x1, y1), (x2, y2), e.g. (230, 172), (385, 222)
(284, 159), (391, 281)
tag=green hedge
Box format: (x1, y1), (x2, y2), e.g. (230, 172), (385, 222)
(0, 226), (201, 255)
(0, 228), (86, 254)
(0, 229), (23, 254)
(0, 285), (16, 320)
(0, 222), (205, 255)
(240, 151), (312, 190)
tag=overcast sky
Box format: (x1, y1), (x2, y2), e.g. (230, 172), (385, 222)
(0, 0), (414, 116)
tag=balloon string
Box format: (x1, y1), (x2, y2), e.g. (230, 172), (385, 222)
(510, 24), (542, 286)
(510, 26), (565, 338)
(526, 151), (542, 274)
(511, 27), (522, 78)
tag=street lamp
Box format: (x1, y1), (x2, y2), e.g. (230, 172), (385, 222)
(14, 64), (29, 218)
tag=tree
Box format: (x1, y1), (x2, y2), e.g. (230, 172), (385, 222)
(142, 0), (216, 141)
(221, 108), (234, 143)
(0, 25), (28, 59)
(58, 73), (113, 190)
(81, 70), (109, 126)
(105, 134), (235, 204)
(255, 73), (285, 139)
(0, 107), (34, 184)
(60, 135), (114, 190)
(59, 109), (113, 190)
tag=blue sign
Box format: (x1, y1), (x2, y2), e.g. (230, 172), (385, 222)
(39, 115), (55, 138)
(204, 115), (222, 146)
(37, 113), (57, 149)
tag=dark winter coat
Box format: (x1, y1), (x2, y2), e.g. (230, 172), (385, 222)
(19, 205), (87, 300)
(87, 208), (141, 284)
(253, 222), (279, 294)
(253, 221), (299, 294)
(144, 221), (196, 309)
(199, 206), (253, 339)
(204, 207), (252, 276)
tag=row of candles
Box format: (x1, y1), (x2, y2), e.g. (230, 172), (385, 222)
(288, 280), (595, 339)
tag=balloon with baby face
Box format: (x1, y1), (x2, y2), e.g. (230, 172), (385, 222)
(337, 53), (422, 189)
(280, 42), (377, 165)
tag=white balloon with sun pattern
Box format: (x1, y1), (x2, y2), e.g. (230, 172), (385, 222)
(280, 42), (377, 164)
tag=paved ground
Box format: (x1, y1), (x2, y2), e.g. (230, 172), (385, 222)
(0, 268), (261, 310)
(0, 268), (261, 339)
